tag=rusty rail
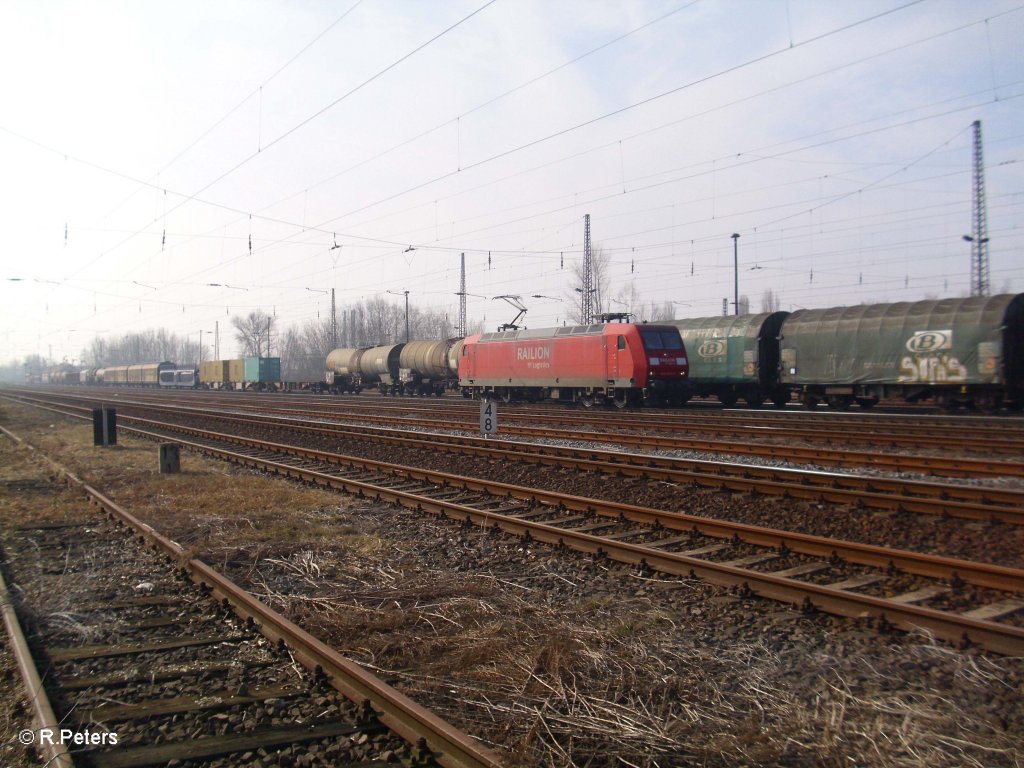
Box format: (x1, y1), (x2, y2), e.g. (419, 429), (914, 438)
(0, 424), (505, 768)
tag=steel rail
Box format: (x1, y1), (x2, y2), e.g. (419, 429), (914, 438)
(13, 393), (1024, 524)
(191, 392), (1024, 452)
(98, 421), (1024, 656)
(8, 403), (1023, 654)
(6, 398), (1021, 592)
(126, 403), (1024, 525)
(10, 389), (1021, 479)
(0, 561), (76, 768)
(103, 386), (1024, 438)
(0, 427), (76, 768)
(117, 418), (1024, 591)
(0, 424), (505, 768)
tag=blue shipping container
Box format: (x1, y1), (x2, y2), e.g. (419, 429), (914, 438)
(243, 357), (281, 382)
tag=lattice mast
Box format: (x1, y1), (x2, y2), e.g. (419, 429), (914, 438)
(330, 288), (337, 349)
(969, 120), (990, 296)
(582, 214), (593, 324)
(458, 253), (467, 338)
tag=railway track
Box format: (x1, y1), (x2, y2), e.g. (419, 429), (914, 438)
(0, 427), (504, 768)
(10, 392), (1023, 525)
(11, 389), (1023, 480)
(188, 390), (1024, 454)
(13, 400), (1023, 656)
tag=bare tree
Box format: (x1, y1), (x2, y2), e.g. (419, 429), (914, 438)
(737, 294), (750, 315)
(80, 330), (197, 366)
(760, 288), (780, 313)
(232, 309), (274, 357)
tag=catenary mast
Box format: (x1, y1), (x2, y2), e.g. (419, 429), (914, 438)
(968, 120), (990, 297)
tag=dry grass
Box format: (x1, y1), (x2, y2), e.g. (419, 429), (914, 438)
(2, 399), (1022, 767)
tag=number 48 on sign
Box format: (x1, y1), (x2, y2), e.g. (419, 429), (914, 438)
(480, 399), (497, 436)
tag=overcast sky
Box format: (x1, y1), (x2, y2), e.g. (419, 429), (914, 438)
(2, 0), (1022, 363)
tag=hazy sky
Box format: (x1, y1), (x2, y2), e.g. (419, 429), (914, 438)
(2, 0), (1022, 363)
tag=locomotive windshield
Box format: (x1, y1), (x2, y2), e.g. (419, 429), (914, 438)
(640, 329), (683, 350)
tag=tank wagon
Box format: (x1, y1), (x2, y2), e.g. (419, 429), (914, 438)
(459, 322), (689, 406)
(324, 347), (368, 393)
(397, 339), (462, 396)
(324, 340), (463, 396)
(41, 364), (79, 385)
(670, 312), (789, 408)
(779, 294), (1024, 411)
(359, 344), (404, 393)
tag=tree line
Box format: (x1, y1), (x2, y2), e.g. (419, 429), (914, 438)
(0, 246), (786, 383)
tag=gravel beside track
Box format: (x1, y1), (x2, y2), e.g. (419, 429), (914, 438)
(2, 400), (1023, 767)
(0, 478), (424, 767)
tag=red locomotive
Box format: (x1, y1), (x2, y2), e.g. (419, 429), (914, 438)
(458, 322), (689, 407)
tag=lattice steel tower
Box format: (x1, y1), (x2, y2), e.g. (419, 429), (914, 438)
(582, 214), (593, 324)
(968, 120), (990, 297)
(458, 252), (467, 338)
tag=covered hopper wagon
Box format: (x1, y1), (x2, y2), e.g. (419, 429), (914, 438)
(670, 312), (789, 408)
(779, 294), (1024, 411)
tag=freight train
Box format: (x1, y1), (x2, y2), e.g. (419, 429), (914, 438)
(670, 294), (1024, 411)
(325, 323), (690, 406)
(35, 294), (1024, 412)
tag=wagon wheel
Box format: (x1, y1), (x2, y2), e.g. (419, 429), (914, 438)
(744, 393), (764, 408)
(826, 394), (852, 411)
(772, 392), (790, 409)
(612, 392), (629, 409)
(802, 392), (820, 409)
(974, 393), (1003, 414)
(855, 397), (878, 410)
(499, 388), (513, 403)
(579, 394), (596, 408)
(719, 392), (738, 408)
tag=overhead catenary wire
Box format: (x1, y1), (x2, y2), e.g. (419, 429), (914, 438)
(7, 2), (1022, 358)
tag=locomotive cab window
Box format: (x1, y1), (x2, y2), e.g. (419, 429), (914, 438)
(617, 335), (626, 350)
(640, 330), (683, 350)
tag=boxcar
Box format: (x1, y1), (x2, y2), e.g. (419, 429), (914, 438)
(670, 312), (789, 407)
(100, 365), (129, 384)
(459, 322), (689, 406)
(779, 294), (1024, 410)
